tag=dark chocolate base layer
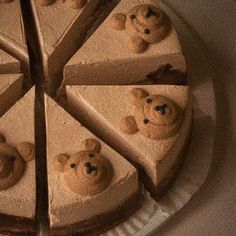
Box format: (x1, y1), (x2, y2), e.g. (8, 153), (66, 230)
(0, 213), (35, 236)
(51, 188), (143, 236)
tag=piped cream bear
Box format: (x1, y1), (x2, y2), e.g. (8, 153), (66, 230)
(119, 88), (183, 139)
(110, 4), (171, 53)
(54, 139), (113, 196)
(0, 133), (35, 191)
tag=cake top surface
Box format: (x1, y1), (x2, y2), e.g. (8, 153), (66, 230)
(31, 0), (96, 56)
(0, 74), (22, 95)
(0, 49), (19, 66)
(45, 94), (138, 226)
(0, 0), (27, 51)
(0, 87), (35, 219)
(66, 0), (182, 66)
(67, 84), (189, 166)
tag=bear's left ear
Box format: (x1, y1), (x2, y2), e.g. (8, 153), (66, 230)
(81, 139), (101, 153)
(109, 13), (126, 30)
(0, 132), (6, 143)
(17, 142), (35, 162)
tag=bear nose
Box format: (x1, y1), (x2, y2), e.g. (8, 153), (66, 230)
(84, 162), (97, 175)
(146, 7), (157, 18)
(155, 104), (168, 115)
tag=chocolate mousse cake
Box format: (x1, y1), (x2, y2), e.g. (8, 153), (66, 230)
(45, 94), (142, 235)
(66, 85), (192, 199)
(0, 74), (23, 117)
(0, 0), (29, 77)
(30, 0), (113, 94)
(62, 0), (186, 91)
(0, 87), (36, 235)
(0, 50), (20, 74)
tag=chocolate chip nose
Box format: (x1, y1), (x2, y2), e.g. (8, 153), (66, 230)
(85, 162), (97, 174)
(155, 104), (168, 115)
(146, 7), (157, 18)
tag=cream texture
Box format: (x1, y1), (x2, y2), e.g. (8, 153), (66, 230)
(31, 0), (100, 92)
(0, 87), (36, 219)
(66, 85), (191, 185)
(0, 74), (23, 117)
(45, 95), (138, 228)
(63, 0), (186, 86)
(0, 0), (29, 72)
(0, 49), (20, 74)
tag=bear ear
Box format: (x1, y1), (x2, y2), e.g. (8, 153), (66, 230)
(128, 88), (149, 105)
(0, 133), (6, 143)
(119, 116), (138, 135)
(109, 13), (127, 30)
(81, 139), (101, 153)
(17, 142), (35, 162)
(54, 154), (70, 172)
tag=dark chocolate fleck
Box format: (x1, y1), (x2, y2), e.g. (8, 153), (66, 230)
(70, 163), (76, 168)
(130, 14), (136, 19)
(144, 29), (150, 34)
(146, 98), (152, 103)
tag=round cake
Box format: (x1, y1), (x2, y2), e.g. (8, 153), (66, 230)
(0, 0), (192, 235)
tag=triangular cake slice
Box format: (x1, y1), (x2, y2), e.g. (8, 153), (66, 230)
(62, 0), (186, 89)
(66, 85), (192, 199)
(0, 0), (29, 75)
(0, 87), (36, 234)
(0, 49), (20, 74)
(0, 74), (23, 117)
(45, 95), (142, 235)
(30, 0), (108, 94)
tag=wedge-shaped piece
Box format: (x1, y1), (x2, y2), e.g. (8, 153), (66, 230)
(0, 49), (20, 74)
(30, 0), (104, 94)
(67, 85), (192, 199)
(0, 87), (36, 235)
(45, 95), (141, 235)
(0, 0), (29, 76)
(0, 74), (23, 117)
(63, 0), (186, 89)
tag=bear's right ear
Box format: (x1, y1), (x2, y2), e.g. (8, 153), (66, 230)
(128, 88), (149, 105)
(54, 154), (70, 172)
(0, 133), (5, 143)
(109, 13), (126, 30)
(119, 116), (138, 135)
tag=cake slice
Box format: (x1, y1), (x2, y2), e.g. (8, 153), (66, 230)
(0, 0), (29, 76)
(0, 87), (36, 235)
(62, 0), (186, 91)
(0, 49), (20, 74)
(66, 84), (192, 199)
(30, 0), (109, 94)
(45, 95), (142, 235)
(0, 74), (23, 117)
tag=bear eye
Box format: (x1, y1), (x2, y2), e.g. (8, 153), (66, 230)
(146, 98), (152, 103)
(88, 153), (94, 158)
(70, 163), (76, 169)
(130, 14), (136, 20)
(10, 155), (16, 162)
(144, 29), (150, 34)
(143, 119), (149, 124)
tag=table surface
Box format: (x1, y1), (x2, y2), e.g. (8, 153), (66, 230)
(153, 1), (236, 235)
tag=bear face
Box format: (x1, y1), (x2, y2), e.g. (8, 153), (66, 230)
(110, 4), (171, 53)
(119, 88), (183, 139)
(54, 139), (113, 196)
(0, 133), (35, 191)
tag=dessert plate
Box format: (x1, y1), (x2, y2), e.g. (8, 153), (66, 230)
(99, 0), (216, 235)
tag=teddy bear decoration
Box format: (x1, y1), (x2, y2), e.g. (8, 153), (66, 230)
(54, 139), (113, 196)
(119, 88), (183, 139)
(0, 132), (35, 191)
(36, 0), (87, 9)
(109, 4), (172, 54)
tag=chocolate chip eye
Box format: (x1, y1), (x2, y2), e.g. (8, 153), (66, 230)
(70, 163), (76, 169)
(130, 14), (136, 19)
(143, 119), (149, 124)
(146, 98), (152, 103)
(144, 29), (150, 34)
(10, 156), (16, 162)
(88, 153), (94, 158)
